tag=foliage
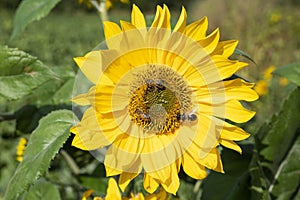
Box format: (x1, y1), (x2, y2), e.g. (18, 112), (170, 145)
(4, 110), (74, 200)
(0, 46), (57, 100)
(11, 0), (62, 40)
(250, 87), (300, 200)
(273, 63), (300, 86)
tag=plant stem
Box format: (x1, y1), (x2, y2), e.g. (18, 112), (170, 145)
(90, 0), (108, 22)
(0, 112), (16, 122)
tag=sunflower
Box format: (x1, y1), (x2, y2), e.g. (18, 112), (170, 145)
(71, 4), (258, 195)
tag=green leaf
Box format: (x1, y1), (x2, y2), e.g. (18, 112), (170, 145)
(250, 88), (300, 200)
(4, 110), (75, 200)
(273, 63), (300, 86)
(11, 0), (61, 40)
(24, 66), (76, 106)
(201, 145), (253, 200)
(23, 179), (61, 200)
(233, 48), (256, 64)
(15, 105), (72, 134)
(0, 46), (57, 100)
(79, 176), (108, 194)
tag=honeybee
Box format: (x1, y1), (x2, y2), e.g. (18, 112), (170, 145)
(146, 79), (166, 91)
(135, 109), (151, 120)
(177, 108), (198, 122)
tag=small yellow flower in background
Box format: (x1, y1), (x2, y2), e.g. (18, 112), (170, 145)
(79, 0), (129, 10)
(270, 12), (282, 23)
(263, 65), (275, 80)
(254, 80), (268, 96)
(279, 77), (289, 86)
(255, 65), (289, 96)
(81, 178), (169, 200)
(78, 0), (93, 9)
(82, 189), (95, 200)
(106, 0), (130, 10)
(16, 137), (27, 162)
(71, 4), (258, 195)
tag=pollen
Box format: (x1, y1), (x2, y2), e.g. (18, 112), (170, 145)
(128, 65), (193, 135)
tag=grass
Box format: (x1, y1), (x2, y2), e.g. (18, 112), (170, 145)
(0, 8), (105, 69)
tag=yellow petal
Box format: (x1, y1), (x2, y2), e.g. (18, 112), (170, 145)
(119, 172), (140, 192)
(199, 148), (224, 173)
(192, 115), (220, 157)
(106, 178), (122, 200)
(145, 188), (169, 200)
(213, 56), (248, 80)
(120, 20), (136, 31)
(74, 55), (87, 68)
(219, 123), (251, 141)
(118, 27), (145, 54)
(74, 51), (102, 84)
(104, 21), (121, 39)
(198, 28), (220, 54)
(160, 163), (180, 195)
(222, 79), (258, 102)
(211, 40), (238, 58)
(94, 84), (128, 114)
(104, 133), (143, 173)
(81, 189), (94, 200)
(158, 4), (171, 29)
(150, 5), (171, 29)
(70, 108), (122, 150)
(193, 55), (248, 87)
(72, 86), (96, 106)
(131, 4), (146, 28)
(199, 100), (256, 123)
(103, 21), (122, 49)
(219, 139), (242, 154)
(184, 17), (208, 41)
(182, 152), (207, 179)
(141, 133), (182, 175)
(105, 165), (122, 176)
(146, 164), (171, 184)
(150, 5), (162, 28)
(223, 100), (256, 123)
(173, 6), (187, 33)
(195, 78), (259, 104)
(144, 173), (159, 194)
(71, 93), (90, 106)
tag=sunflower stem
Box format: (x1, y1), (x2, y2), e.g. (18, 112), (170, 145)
(90, 0), (108, 22)
(60, 149), (80, 175)
(0, 112), (16, 122)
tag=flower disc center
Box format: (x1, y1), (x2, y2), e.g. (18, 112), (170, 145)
(128, 65), (193, 135)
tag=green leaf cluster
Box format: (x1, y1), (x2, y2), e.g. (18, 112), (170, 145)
(4, 110), (74, 200)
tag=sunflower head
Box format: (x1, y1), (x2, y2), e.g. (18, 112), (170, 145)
(71, 4), (258, 195)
